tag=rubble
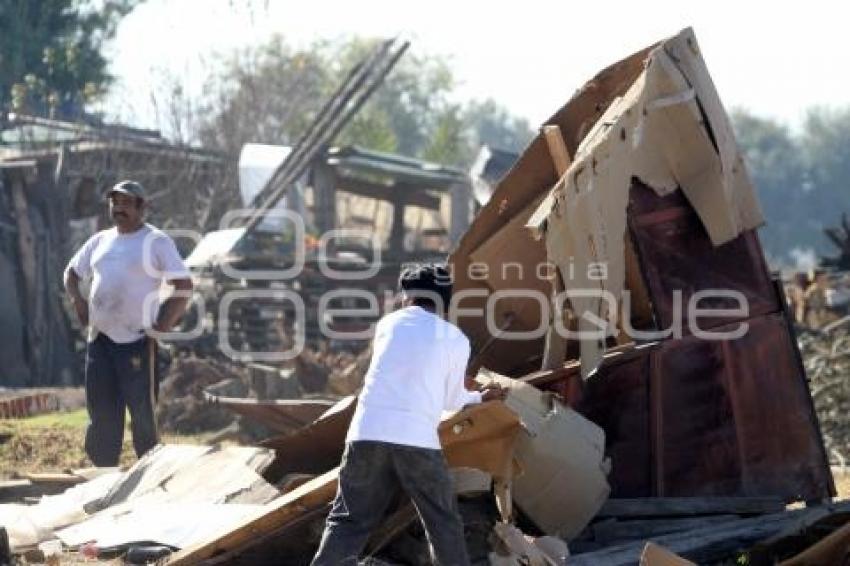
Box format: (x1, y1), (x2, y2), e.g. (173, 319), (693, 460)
(5, 26), (850, 566)
(800, 321), (850, 465)
(0, 444), (277, 558)
(157, 356), (250, 435)
(157, 346), (370, 438)
(450, 26), (832, 504)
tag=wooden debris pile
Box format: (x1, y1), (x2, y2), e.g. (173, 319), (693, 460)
(800, 320), (850, 466)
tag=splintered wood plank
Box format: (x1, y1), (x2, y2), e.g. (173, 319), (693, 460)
(167, 468), (339, 565)
(543, 125), (571, 176)
(526, 125), (572, 239)
(21, 472), (86, 486)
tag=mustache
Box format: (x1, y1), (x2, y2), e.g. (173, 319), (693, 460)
(112, 211), (128, 218)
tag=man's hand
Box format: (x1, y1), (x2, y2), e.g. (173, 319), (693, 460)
(73, 298), (89, 327)
(481, 384), (508, 403)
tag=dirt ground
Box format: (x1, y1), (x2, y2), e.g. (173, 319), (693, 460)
(0, 408), (208, 480)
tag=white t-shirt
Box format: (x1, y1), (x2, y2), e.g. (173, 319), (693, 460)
(66, 224), (190, 344)
(347, 305), (482, 449)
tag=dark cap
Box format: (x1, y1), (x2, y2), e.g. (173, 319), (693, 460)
(106, 180), (146, 201)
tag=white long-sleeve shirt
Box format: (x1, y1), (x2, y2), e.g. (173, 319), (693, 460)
(346, 305), (482, 449)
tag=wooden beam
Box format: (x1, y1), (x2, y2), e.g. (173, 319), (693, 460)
(596, 497), (786, 519)
(570, 506), (837, 566)
(167, 468), (339, 565)
(543, 125), (571, 176)
(591, 515), (739, 545)
(526, 125), (572, 240)
(535, 125), (575, 371)
(0, 479), (73, 503)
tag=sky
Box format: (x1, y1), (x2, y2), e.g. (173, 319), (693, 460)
(104, 0), (850, 134)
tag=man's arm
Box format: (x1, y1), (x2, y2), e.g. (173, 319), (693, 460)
(64, 268), (89, 327)
(444, 338), (507, 411)
(153, 277), (193, 332)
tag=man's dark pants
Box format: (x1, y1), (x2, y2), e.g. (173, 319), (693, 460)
(84, 333), (158, 466)
(311, 440), (470, 566)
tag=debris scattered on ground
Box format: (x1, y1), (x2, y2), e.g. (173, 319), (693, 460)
(157, 356), (250, 435)
(157, 347), (370, 438)
(5, 26), (850, 566)
(799, 321), (850, 466)
(0, 444), (278, 559)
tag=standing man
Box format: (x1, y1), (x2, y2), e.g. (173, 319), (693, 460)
(64, 180), (192, 467)
(312, 264), (506, 566)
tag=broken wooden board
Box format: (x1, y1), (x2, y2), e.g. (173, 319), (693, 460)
(21, 473), (85, 488)
(211, 396), (335, 434)
(570, 505), (841, 566)
(448, 40), (655, 378)
(169, 402), (523, 563)
(0, 478), (81, 504)
(261, 395), (357, 480)
(590, 515), (739, 545)
(596, 496), (785, 519)
(779, 520), (850, 565)
(167, 469), (339, 565)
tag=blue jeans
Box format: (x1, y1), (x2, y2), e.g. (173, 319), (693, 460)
(312, 440), (470, 566)
(84, 333), (158, 466)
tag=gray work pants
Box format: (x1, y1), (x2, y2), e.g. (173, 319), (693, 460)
(311, 440), (470, 566)
(84, 333), (158, 467)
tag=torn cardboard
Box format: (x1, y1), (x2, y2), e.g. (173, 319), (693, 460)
(478, 370), (610, 539)
(530, 27), (763, 377)
(448, 27), (763, 380)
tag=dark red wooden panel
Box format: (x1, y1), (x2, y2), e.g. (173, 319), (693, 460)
(628, 183), (778, 334)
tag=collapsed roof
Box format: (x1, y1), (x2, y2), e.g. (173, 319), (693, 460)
(450, 27), (764, 379)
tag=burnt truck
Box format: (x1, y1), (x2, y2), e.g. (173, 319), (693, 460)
(181, 144), (475, 359)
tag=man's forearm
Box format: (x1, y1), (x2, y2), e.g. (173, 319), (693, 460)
(65, 268), (89, 326)
(64, 269), (84, 302)
(154, 295), (190, 332)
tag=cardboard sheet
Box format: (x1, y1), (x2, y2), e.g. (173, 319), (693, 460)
(478, 370), (611, 539)
(448, 28), (763, 379)
(56, 503), (264, 550)
(534, 27), (763, 378)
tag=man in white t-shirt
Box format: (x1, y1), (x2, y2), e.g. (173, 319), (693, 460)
(312, 264), (506, 566)
(64, 180), (192, 466)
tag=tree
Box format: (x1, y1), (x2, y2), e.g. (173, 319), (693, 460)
(732, 106), (850, 265)
(0, 0), (139, 119)
(197, 37), (334, 158)
(801, 107), (850, 239)
(196, 36), (532, 169)
(462, 98), (534, 153)
(731, 109), (807, 261)
(423, 104), (471, 167)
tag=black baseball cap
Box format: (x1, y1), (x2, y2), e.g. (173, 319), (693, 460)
(106, 180), (146, 201)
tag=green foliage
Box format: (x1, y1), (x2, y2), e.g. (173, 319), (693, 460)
(197, 36), (532, 168)
(423, 104), (471, 166)
(802, 107), (850, 219)
(732, 107), (850, 265)
(0, 0), (139, 118)
(463, 98), (534, 153)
